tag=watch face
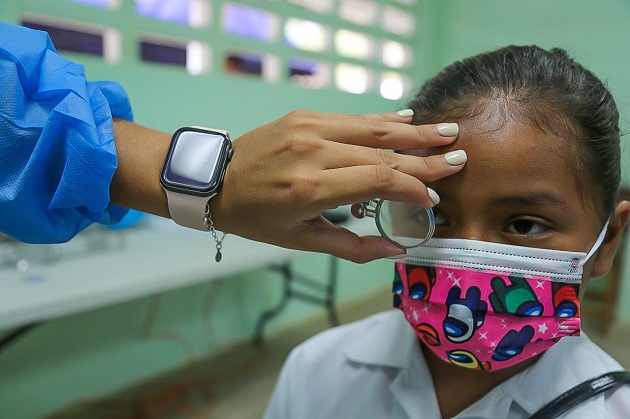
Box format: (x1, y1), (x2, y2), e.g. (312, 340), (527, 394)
(161, 128), (231, 196)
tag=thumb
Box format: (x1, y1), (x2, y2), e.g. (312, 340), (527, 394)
(299, 218), (405, 263)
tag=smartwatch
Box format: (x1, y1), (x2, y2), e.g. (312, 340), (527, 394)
(160, 126), (233, 231)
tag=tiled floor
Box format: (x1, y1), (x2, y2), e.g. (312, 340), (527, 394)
(50, 288), (630, 419)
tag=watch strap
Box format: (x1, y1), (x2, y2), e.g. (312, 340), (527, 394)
(164, 189), (216, 231)
(190, 126), (229, 137)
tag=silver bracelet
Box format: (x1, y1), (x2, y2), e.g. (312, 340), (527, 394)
(204, 204), (227, 262)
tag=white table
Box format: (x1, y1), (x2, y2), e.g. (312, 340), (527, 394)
(0, 215), (376, 332)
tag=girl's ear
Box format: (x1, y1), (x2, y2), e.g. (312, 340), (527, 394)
(591, 200), (630, 277)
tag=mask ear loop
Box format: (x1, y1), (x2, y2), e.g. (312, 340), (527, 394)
(576, 219), (611, 268)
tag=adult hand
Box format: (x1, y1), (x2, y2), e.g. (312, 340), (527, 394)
(210, 109), (465, 263)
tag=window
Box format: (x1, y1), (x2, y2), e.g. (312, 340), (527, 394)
(224, 52), (262, 76)
(335, 63), (371, 95)
(338, 0), (378, 26)
(21, 17), (120, 63)
(382, 40), (412, 68)
(224, 51), (279, 82)
(135, 0), (209, 27)
(139, 37), (210, 75)
(66, 0), (119, 7)
(288, 0), (334, 14)
(223, 4), (278, 41)
(381, 6), (415, 37)
(284, 18), (330, 52)
(288, 58), (329, 89)
(379, 71), (408, 100)
(334, 30), (374, 60)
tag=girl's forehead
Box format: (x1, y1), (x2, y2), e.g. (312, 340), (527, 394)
(409, 116), (569, 165)
(420, 118), (581, 202)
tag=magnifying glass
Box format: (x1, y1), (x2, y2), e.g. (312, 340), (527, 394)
(351, 199), (435, 248)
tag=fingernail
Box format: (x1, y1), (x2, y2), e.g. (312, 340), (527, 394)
(427, 188), (440, 205)
(444, 150), (467, 166)
(386, 253), (407, 260)
(436, 123), (459, 137)
(396, 108), (414, 117)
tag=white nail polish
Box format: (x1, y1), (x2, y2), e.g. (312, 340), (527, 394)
(427, 188), (440, 205)
(444, 150), (467, 166)
(396, 108), (414, 117)
(436, 123), (459, 137)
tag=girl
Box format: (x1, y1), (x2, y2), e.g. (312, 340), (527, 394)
(264, 45), (630, 418)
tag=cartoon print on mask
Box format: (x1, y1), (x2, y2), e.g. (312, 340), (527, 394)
(392, 269), (403, 309)
(489, 276), (543, 317)
(393, 264), (436, 309)
(552, 283), (580, 318)
(443, 286), (488, 343)
(447, 349), (491, 371)
(492, 325), (535, 362)
(407, 265), (436, 301)
(416, 323), (441, 346)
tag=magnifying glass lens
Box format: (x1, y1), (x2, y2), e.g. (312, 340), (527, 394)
(376, 201), (435, 248)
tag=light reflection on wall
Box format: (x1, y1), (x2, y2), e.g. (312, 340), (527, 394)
(284, 18), (329, 52)
(381, 6), (415, 37)
(382, 40), (411, 69)
(379, 72), (407, 101)
(288, 0), (334, 14)
(335, 63), (370, 95)
(338, 0), (378, 26)
(334, 29), (374, 60)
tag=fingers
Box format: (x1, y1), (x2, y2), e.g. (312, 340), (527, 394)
(310, 166), (439, 209)
(304, 150), (465, 208)
(348, 109), (415, 122)
(280, 109), (458, 151)
(324, 118), (458, 150)
(298, 217), (405, 263)
(317, 140), (466, 181)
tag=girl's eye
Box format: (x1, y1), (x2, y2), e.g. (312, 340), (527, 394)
(506, 219), (548, 235)
(433, 208), (447, 226)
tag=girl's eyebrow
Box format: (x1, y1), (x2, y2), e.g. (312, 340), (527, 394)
(493, 191), (570, 209)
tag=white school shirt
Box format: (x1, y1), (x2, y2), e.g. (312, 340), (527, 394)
(264, 310), (630, 419)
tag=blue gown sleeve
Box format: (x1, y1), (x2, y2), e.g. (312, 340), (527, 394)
(0, 23), (134, 243)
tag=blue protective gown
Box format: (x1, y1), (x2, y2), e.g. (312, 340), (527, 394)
(0, 23), (133, 243)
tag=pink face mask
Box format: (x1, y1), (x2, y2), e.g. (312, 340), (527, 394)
(393, 226), (608, 371)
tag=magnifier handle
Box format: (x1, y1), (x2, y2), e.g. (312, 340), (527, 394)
(350, 199), (380, 219)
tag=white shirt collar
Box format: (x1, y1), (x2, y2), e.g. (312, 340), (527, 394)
(342, 310), (618, 418)
(439, 334), (613, 417)
(500, 333), (609, 415)
(343, 309), (418, 369)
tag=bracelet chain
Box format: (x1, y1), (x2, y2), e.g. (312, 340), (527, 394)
(204, 203), (227, 262)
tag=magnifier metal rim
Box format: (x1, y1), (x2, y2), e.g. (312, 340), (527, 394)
(374, 200), (436, 249)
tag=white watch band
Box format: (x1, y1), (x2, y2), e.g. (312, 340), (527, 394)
(164, 189), (216, 231)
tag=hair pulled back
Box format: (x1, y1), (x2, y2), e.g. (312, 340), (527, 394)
(408, 45), (621, 219)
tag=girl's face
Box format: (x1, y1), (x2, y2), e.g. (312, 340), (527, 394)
(406, 114), (629, 292)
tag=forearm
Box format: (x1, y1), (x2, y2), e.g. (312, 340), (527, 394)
(109, 119), (171, 218)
